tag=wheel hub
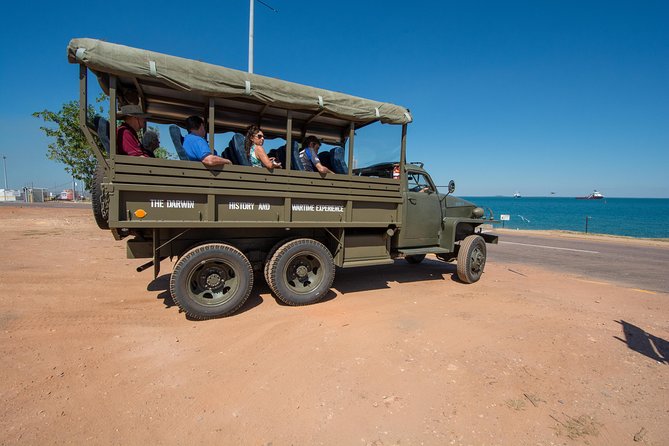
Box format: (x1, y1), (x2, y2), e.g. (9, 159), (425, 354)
(201, 268), (224, 289)
(295, 264), (309, 278)
(471, 249), (483, 271)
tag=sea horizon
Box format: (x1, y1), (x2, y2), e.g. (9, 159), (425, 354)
(460, 196), (669, 239)
(467, 195), (669, 199)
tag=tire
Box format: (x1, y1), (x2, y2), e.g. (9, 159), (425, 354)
(91, 162), (110, 229)
(263, 237), (299, 286)
(169, 243), (253, 319)
(456, 235), (487, 284)
(267, 238), (335, 306)
(405, 254), (426, 264)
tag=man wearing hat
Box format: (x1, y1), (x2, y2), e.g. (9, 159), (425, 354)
(299, 135), (332, 174)
(116, 104), (150, 157)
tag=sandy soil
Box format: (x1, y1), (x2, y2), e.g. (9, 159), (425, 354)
(1, 205), (667, 445)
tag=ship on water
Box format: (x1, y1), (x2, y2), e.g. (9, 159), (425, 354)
(576, 190), (604, 200)
(513, 191), (521, 198)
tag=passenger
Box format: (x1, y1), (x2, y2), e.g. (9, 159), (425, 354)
(140, 130), (159, 158)
(245, 125), (282, 169)
(392, 164), (400, 179)
(299, 135), (333, 174)
(182, 116), (232, 167)
(116, 104), (150, 157)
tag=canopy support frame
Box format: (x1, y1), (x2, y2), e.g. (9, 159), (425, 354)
(79, 65), (108, 168)
(109, 75), (118, 162)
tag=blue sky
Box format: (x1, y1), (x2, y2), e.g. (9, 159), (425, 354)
(1, 0), (667, 197)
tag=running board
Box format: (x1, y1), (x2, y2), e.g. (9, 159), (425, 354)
(398, 247), (452, 256)
(342, 258), (395, 268)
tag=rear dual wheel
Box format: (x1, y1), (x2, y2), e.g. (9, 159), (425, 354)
(170, 243), (253, 319)
(263, 237), (299, 287)
(266, 238), (335, 306)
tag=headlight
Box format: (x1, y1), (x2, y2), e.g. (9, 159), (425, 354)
(472, 207), (484, 218)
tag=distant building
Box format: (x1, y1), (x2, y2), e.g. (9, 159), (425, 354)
(0, 189), (18, 202)
(23, 188), (48, 203)
(58, 189), (75, 201)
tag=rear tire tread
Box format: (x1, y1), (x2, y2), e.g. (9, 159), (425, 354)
(91, 162), (110, 230)
(170, 243), (253, 320)
(264, 237), (300, 286)
(267, 238), (335, 306)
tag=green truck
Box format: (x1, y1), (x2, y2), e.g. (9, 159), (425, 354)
(68, 38), (498, 319)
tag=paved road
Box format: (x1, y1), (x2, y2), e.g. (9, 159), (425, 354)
(487, 232), (669, 293)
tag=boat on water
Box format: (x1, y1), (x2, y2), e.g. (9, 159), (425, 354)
(513, 191), (521, 198)
(576, 190), (604, 200)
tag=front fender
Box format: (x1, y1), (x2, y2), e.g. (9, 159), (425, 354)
(440, 217), (498, 251)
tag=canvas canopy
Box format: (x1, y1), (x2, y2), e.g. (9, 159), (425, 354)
(67, 38), (412, 126)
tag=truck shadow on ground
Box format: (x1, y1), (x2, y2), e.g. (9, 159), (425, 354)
(333, 258), (459, 294)
(147, 274), (265, 316)
(146, 258), (459, 317)
(614, 320), (668, 364)
(146, 274), (338, 316)
(147, 274), (173, 305)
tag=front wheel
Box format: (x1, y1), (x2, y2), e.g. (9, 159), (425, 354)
(266, 238), (335, 306)
(170, 243), (253, 319)
(456, 235), (487, 283)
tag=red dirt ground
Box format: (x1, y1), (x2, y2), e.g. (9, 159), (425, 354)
(1, 205), (667, 445)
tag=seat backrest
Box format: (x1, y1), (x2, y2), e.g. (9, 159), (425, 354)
(317, 150), (332, 170)
(290, 141), (304, 171)
(94, 116), (110, 155)
(274, 146), (287, 168)
(329, 146), (348, 174)
(220, 146), (233, 162)
(168, 125), (189, 160)
(270, 141), (303, 170)
(227, 133), (250, 166)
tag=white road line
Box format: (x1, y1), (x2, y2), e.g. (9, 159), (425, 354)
(500, 241), (600, 254)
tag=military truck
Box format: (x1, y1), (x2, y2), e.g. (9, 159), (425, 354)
(68, 38), (498, 319)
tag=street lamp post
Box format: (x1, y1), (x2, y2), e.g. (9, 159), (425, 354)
(2, 155), (7, 202)
(248, 0), (254, 73)
(248, 0), (277, 74)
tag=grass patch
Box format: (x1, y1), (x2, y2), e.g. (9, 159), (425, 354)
(551, 413), (601, 440)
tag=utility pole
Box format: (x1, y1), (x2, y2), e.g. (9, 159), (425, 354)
(2, 155), (7, 202)
(248, 0), (277, 74)
(248, 0), (254, 73)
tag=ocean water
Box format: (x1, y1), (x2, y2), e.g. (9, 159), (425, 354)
(460, 197), (669, 239)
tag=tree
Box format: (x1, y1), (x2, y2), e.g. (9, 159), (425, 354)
(33, 96), (105, 191)
(154, 146), (175, 160)
(34, 97), (175, 190)
(146, 126), (176, 160)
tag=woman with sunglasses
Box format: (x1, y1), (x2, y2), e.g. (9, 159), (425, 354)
(244, 125), (282, 169)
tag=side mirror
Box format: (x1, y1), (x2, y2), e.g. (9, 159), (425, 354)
(448, 180), (456, 194)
